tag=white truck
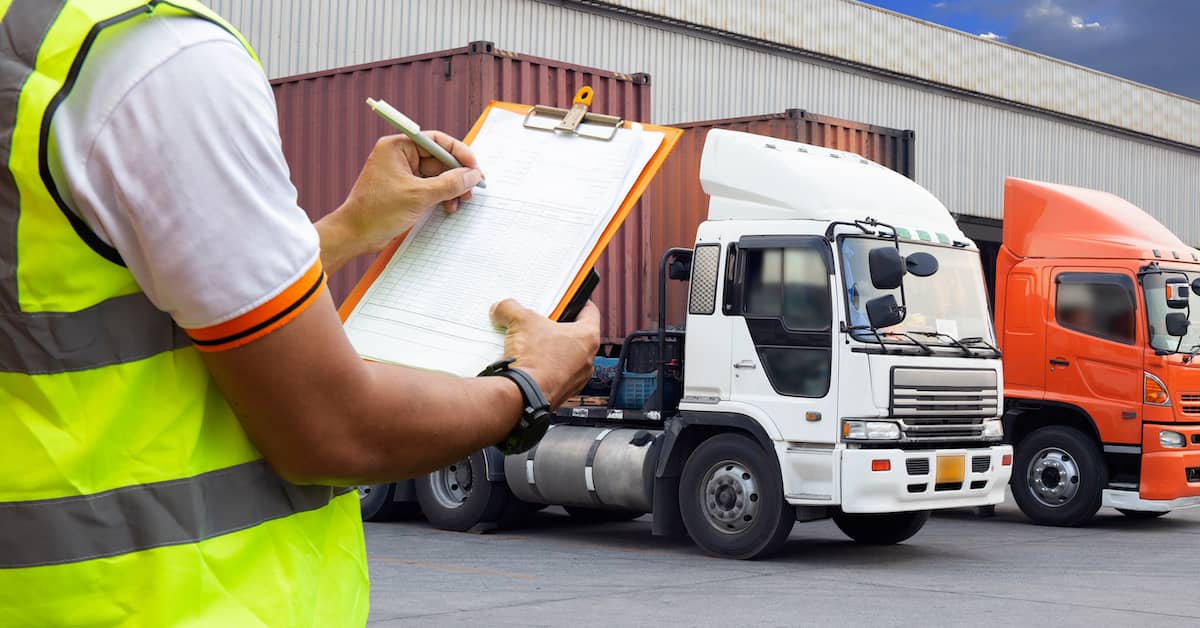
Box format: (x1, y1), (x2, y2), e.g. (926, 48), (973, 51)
(359, 129), (1014, 559)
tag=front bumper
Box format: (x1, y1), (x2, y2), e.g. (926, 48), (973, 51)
(840, 445), (1012, 514)
(1102, 490), (1200, 513)
(1139, 423), (1200, 501)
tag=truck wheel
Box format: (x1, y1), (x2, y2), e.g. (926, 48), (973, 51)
(358, 483), (420, 521)
(564, 506), (644, 523)
(1117, 509), (1168, 520)
(416, 451), (511, 532)
(1011, 426), (1106, 526)
(832, 510), (929, 545)
(679, 433), (795, 560)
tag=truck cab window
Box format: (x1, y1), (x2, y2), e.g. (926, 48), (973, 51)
(1055, 274), (1136, 344)
(738, 241), (832, 397)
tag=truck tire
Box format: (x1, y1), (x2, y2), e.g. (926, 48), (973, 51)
(679, 433), (795, 560)
(358, 483), (420, 521)
(832, 510), (929, 545)
(1116, 509), (1168, 520)
(564, 506), (644, 523)
(1011, 425), (1106, 526)
(416, 451), (511, 532)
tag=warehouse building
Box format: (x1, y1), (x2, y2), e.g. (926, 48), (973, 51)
(203, 0), (1200, 334)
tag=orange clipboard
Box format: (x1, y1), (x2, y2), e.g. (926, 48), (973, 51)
(338, 96), (682, 325)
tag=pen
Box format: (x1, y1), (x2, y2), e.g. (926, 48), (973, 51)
(366, 97), (487, 189)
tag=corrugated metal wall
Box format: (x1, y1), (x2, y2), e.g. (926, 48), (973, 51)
(271, 43), (652, 340)
(643, 110), (915, 332)
(205, 0), (1200, 245)
(590, 0), (1200, 148)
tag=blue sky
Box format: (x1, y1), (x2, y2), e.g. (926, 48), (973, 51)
(858, 1), (1200, 100)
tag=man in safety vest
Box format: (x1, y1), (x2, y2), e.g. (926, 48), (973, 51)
(0, 1), (598, 625)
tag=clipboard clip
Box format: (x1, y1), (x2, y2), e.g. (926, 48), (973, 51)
(523, 86), (623, 141)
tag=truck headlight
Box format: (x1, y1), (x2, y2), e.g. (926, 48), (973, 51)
(982, 419), (1003, 439)
(842, 420), (901, 441)
(1160, 430), (1186, 449)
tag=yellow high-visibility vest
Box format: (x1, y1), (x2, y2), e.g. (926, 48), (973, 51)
(0, 1), (368, 625)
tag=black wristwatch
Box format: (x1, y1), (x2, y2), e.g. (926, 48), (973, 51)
(479, 358), (552, 455)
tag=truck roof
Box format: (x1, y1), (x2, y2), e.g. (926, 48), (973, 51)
(1003, 177), (1198, 261)
(699, 129), (967, 242)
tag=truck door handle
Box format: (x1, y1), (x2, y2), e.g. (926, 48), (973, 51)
(734, 360), (757, 370)
(1049, 358), (1069, 367)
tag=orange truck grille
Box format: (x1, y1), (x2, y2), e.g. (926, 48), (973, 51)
(1180, 393), (1200, 415)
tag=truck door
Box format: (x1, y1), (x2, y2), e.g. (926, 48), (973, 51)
(727, 236), (837, 441)
(1044, 270), (1142, 445)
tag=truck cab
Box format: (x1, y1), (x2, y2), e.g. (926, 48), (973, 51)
(996, 177), (1200, 525)
(391, 130), (1013, 559)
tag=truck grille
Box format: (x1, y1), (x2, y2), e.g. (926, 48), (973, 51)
(972, 456), (991, 473)
(906, 458), (930, 475)
(1180, 393), (1200, 415)
(891, 368), (999, 442)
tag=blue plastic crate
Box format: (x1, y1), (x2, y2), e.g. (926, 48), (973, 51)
(614, 371), (657, 409)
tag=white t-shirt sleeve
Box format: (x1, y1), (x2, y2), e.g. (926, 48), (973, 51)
(51, 17), (323, 350)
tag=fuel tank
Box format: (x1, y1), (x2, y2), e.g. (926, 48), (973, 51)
(505, 426), (662, 512)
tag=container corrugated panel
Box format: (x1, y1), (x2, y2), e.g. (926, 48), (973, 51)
(640, 110), (915, 331)
(271, 42), (651, 341)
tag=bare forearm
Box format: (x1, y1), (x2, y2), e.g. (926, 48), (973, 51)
(337, 363), (523, 483)
(313, 211), (363, 276)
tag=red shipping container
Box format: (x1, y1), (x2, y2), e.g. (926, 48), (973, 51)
(271, 42), (651, 341)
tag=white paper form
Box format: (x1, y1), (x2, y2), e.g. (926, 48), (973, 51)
(343, 107), (664, 377)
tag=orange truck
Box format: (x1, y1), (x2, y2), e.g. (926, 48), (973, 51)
(996, 177), (1200, 525)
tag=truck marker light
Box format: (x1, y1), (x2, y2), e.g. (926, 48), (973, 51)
(806, 411), (822, 422)
(1002, 454), (1013, 466)
(1144, 373), (1171, 406)
(871, 459), (891, 472)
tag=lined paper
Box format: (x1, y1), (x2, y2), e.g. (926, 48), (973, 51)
(343, 107), (664, 376)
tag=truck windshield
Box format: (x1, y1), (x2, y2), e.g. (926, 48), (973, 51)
(840, 236), (996, 347)
(1142, 270), (1200, 352)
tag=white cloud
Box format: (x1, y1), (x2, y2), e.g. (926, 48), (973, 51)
(1026, 0), (1065, 18)
(932, 2), (947, 8)
(1069, 16), (1103, 30)
(978, 31), (1007, 41)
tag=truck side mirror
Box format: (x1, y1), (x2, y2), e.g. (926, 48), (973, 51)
(668, 257), (693, 281)
(1191, 277), (1200, 300)
(868, 246), (905, 290)
(905, 251), (939, 278)
(1165, 277), (1190, 309)
(866, 294), (906, 328)
(1166, 312), (1190, 337)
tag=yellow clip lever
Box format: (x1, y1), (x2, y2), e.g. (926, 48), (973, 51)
(556, 87), (594, 133)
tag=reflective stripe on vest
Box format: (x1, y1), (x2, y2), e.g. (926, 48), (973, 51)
(0, 3), (368, 624)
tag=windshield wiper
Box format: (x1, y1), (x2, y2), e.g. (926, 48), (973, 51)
(844, 324), (900, 354)
(960, 336), (1002, 357)
(891, 332), (935, 355)
(1183, 344), (1200, 364)
(910, 331), (972, 357)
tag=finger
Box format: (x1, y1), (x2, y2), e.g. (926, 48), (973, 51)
(490, 298), (537, 329)
(378, 134), (422, 173)
(418, 168), (483, 206)
(423, 130), (479, 169)
(441, 197), (459, 214)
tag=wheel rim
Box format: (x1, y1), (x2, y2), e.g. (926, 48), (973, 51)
(700, 459), (761, 534)
(430, 459), (473, 510)
(1026, 447), (1082, 507)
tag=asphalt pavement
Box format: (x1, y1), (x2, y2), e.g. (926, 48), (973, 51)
(364, 494), (1200, 627)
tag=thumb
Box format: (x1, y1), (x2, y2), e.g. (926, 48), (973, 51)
(420, 167), (482, 205)
(490, 298), (536, 329)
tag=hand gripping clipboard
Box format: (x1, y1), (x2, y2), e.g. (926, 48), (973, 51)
(338, 89), (682, 331)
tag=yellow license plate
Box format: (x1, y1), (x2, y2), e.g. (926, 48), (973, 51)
(936, 455), (966, 484)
